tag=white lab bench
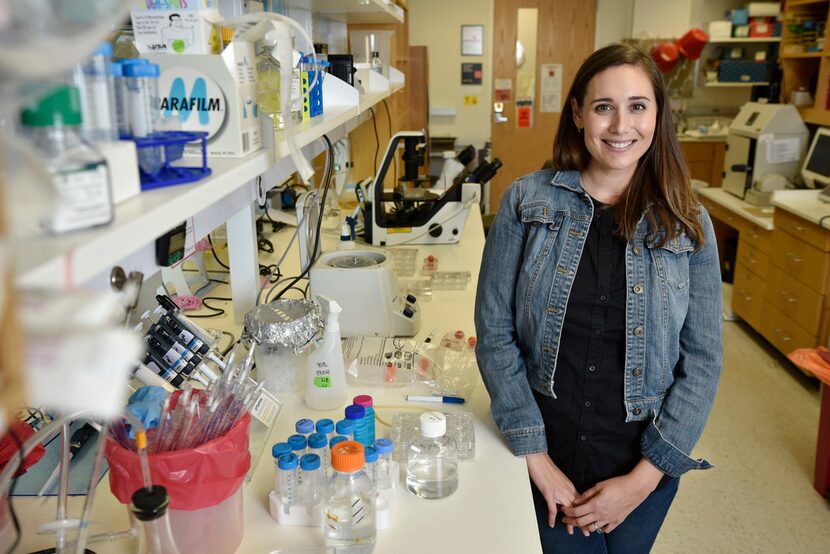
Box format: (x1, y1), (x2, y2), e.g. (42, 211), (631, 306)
(14, 209), (542, 554)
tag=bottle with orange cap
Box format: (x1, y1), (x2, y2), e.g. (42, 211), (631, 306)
(324, 440), (377, 552)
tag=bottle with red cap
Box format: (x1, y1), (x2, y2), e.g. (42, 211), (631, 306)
(323, 441), (376, 552)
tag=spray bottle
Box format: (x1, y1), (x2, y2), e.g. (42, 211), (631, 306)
(305, 295), (346, 410)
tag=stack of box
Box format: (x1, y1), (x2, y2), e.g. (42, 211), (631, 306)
(707, 2), (782, 40)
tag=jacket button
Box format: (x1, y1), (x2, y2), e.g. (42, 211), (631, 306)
(633, 246), (642, 255)
(533, 221), (541, 227)
(633, 284), (644, 294)
(632, 367), (643, 376)
(633, 326), (644, 336)
(633, 408), (642, 415)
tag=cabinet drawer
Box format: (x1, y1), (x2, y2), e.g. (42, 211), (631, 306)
(681, 141), (715, 162)
(741, 223), (772, 255)
(765, 264), (825, 335)
(701, 200), (748, 233)
(770, 230), (830, 294)
(732, 262), (766, 330)
(774, 209), (830, 252)
(736, 238), (769, 276)
(760, 303), (818, 356)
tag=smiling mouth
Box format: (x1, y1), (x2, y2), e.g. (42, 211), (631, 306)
(602, 139), (636, 150)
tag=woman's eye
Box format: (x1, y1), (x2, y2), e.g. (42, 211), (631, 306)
(594, 104), (613, 113)
(630, 103), (647, 112)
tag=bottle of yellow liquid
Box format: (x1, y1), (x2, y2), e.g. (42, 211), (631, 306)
(256, 31), (284, 130)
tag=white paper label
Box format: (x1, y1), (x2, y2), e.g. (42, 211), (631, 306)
(48, 163), (112, 233)
(250, 388), (281, 426)
(764, 136), (800, 164)
(540, 63), (563, 113)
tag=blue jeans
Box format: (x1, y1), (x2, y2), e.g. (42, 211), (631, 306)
(531, 477), (679, 553)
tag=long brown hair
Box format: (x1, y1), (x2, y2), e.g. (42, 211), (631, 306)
(553, 43), (703, 248)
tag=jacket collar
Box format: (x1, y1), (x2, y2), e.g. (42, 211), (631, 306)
(550, 170), (584, 193)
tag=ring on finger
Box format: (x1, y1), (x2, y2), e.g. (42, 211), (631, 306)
(592, 522), (603, 534)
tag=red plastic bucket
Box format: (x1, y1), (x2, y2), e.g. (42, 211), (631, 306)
(650, 42), (679, 73)
(676, 28), (709, 60)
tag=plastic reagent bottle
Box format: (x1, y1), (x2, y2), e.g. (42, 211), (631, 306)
(295, 418), (315, 435)
(330, 435), (349, 449)
(345, 405), (369, 447)
(406, 411), (459, 499)
(272, 442), (292, 493)
(307, 432), (330, 480)
(122, 61), (163, 176)
(373, 438), (394, 490)
(370, 51), (383, 75)
(20, 86), (114, 234)
(335, 418), (355, 439)
(299, 453), (323, 508)
(305, 295), (347, 410)
(316, 418), (335, 441)
(324, 441), (376, 553)
(73, 42), (118, 143)
(277, 453), (300, 507)
(130, 485), (182, 554)
(353, 395), (376, 445)
(288, 434), (308, 456)
(256, 30), (284, 130)
(363, 445), (379, 486)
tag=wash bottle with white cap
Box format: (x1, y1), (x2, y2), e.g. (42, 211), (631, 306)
(306, 295), (347, 409)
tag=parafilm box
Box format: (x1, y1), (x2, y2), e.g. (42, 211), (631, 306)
(148, 38), (262, 158)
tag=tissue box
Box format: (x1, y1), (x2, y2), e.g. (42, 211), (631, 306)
(131, 8), (221, 55)
(709, 20), (733, 39)
(718, 60), (770, 83)
(148, 38), (262, 158)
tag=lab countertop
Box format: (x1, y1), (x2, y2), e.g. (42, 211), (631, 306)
(771, 190), (830, 230)
(677, 134), (728, 143)
(14, 210), (543, 554)
(697, 187), (775, 230)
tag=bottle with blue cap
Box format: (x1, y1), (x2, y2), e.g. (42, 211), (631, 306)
(330, 435), (349, 449)
(287, 434), (307, 456)
(122, 61), (163, 176)
(335, 418), (354, 440)
(277, 452), (299, 508)
(73, 42), (118, 142)
(316, 418), (335, 441)
(374, 438), (395, 490)
(299, 453), (323, 508)
(272, 442), (291, 494)
(363, 445), (379, 486)
(345, 405), (369, 447)
(307, 432), (329, 480)
(295, 418), (315, 435)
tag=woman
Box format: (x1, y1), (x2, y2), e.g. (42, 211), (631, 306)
(474, 43), (722, 552)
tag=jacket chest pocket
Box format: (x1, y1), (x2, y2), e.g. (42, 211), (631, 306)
(649, 236), (694, 290)
(520, 204), (563, 262)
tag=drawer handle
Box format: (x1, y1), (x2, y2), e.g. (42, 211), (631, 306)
(776, 328), (792, 342)
(791, 223), (806, 233)
(739, 290), (752, 301)
(785, 252), (804, 264)
(777, 290), (798, 304)
(751, 232), (759, 240)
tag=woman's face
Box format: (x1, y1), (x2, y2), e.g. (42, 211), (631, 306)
(571, 64), (657, 177)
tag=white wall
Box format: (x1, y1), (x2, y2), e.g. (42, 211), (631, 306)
(409, 0), (494, 149)
(631, 0), (693, 39)
(595, 0), (635, 50)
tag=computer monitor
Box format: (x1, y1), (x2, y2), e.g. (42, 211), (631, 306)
(801, 127), (830, 189)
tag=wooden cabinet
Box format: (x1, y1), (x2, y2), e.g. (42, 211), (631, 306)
(782, 0), (830, 124)
(760, 208), (830, 356)
(680, 141), (726, 188)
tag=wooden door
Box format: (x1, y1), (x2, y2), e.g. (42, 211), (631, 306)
(489, 0), (596, 212)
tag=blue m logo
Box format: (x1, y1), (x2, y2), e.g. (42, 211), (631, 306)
(160, 77), (221, 125)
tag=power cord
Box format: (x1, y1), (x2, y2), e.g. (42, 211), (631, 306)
(206, 235), (230, 270)
(369, 107), (380, 173)
(271, 134), (335, 301)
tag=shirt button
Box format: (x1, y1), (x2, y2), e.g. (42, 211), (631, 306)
(633, 408), (642, 415)
(593, 329), (601, 336)
(633, 284), (644, 294)
(580, 435), (588, 441)
(633, 246), (642, 255)
(588, 365), (596, 372)
(634, 326), (644, 336)
(599, 294), (608, 302)
(633, 367), (643, 376)
(585, 401), (592, 407)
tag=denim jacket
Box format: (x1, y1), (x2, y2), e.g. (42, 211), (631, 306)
(474, 169), (723, 478)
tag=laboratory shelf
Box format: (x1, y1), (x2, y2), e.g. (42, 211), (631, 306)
(287, 0), (404, 23)
(13, 80), (398, 289)
(781, 51), (825, 58)
(703, 81), (770, 87)
(708, 37), (781, 43)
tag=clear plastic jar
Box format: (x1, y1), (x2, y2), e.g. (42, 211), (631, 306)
(20, 85), (113, 234)
(73, 42), (118, 143)
(299, 453), (323, 507)
(277, 453), (299, 507)
(363, 446), (378, 486)
(122, 61), (163, 176)
(272, 442), (291, 493)
(287, 434), (307, 457)
(373, 438), (395, 490)
(324, 441), (376, 553)
(406, 412), (458, 499)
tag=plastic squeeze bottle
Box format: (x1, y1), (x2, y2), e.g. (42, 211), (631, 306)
(305, 295), (347, 410)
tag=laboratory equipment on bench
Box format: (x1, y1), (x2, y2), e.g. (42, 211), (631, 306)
(309, 249), (421, 337)
(722, 102), (808, 202)
(405, 411), (459, 499)
(800, 127), (830, 204)
(364, 131), (481, 247)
